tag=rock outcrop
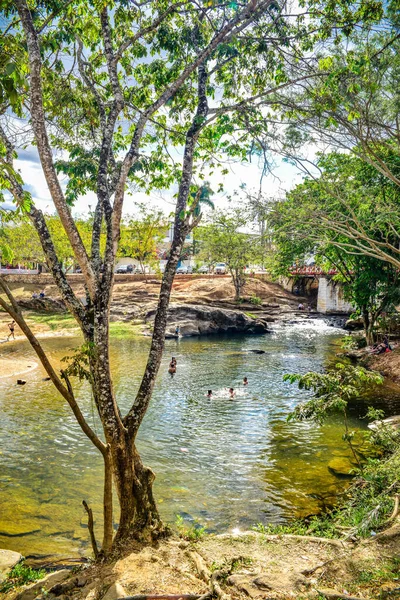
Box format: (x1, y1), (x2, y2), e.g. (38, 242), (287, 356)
(146, 304), (270, 337)
(18, 298), (67, 313)
(0, 549), (22, 583)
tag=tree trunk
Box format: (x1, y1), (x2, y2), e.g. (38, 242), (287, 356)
(110, 436), (164, 549)
(362, 309), (374, 345)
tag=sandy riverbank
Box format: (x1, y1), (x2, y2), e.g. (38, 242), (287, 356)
(0, 358), (38, 380)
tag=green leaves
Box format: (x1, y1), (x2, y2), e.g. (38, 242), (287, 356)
(286, 363), (383, 425)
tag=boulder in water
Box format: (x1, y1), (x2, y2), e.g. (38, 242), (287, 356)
(328, 457), (356, 479)
(146, 304), (270, 337)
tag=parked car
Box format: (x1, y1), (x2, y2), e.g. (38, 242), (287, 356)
(115, 264), (134, 274)
(198, 265), (210, 274)
(214, 262), (227, 274)
(176, 265), (193, 274)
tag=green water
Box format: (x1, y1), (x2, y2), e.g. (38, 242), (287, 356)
(1, 320), (399, 559)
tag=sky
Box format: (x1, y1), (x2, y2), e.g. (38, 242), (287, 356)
(8, 145), (306, 217)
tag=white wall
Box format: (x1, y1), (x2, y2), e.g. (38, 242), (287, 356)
(317, 278), (353, 314)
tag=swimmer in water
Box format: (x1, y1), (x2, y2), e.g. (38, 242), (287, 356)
(168, 357), (177, 374)
(207, 389), (212, 399)
(243, 377), (248, 385)
(229, 387), (235, 399)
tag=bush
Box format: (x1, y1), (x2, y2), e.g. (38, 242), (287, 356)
(175, 514), (207, 541)
(249, 295), (262, 306)
(0, 563), (46, 593)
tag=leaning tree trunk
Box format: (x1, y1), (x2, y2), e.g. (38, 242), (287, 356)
(362, 308), (376, 345)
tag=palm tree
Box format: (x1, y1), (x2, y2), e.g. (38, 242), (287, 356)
(191, 182), (215, 217)
(190, 183), (215, 260)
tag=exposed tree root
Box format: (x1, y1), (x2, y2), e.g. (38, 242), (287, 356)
(217, 530), (347, 548)
(188, 551), (230, 600)
(385, 494), (400, 524)
(301, 552), (348, 576)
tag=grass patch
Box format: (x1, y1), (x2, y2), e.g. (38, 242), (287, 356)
(175, 515), (207, 542)
(244, 312), (258, 319)
(109, 322), (143, 337)
(252, 517), (338, 539)
(0, 562), (46, 593)
(28, 313), (77, 331)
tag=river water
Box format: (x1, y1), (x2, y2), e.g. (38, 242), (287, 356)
(1, 319), (399, 559)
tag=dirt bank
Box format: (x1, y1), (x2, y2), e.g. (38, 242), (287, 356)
(4, 530), (400, 600)
(0, 276), (306, 340)
(366, 348), (400, 385)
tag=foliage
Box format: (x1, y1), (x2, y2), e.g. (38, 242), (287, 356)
(366, 407), (400, 454)
(61, 342), (97, 382)
(119, 205), (168, 274)
(285, 363), (383, 425)
(198, 209), (262, 300)
(252, 518), (338, 539)
(249, 295), (262, 306)
(271, 151), (400, 343)
(0, 563), (45, 593)
(175, 515), (206, 542)
(285, 363), (383, 470)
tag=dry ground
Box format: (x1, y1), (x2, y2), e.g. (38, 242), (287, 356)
(5, 531), (400, 600)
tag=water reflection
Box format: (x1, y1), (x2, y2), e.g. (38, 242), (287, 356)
(1, 319), (400, 558)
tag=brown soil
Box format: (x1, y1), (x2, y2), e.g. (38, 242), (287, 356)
(366, 348), (400, 384)
(2, 276), (298, 307)
(0, 276), (303, 340)
(6, 531), (400, 600)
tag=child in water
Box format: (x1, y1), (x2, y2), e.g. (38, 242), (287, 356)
(229, 387), (235, 399)
(207, 390), (212, 399)
(243, 377), (248, 385)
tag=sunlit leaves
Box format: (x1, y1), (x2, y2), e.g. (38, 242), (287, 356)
(285, 363), (383, 425)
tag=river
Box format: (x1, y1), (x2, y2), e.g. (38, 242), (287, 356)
(1, 319), (399, 559)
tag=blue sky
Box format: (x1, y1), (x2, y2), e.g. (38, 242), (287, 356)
(13, 145), (306, 216)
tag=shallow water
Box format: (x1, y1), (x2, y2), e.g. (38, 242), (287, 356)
(0, 319), (399, 559)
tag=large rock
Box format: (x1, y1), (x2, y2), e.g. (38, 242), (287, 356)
(327, 458), (356, 479)
(18, 298), (67, 314)
(344, 317), (364, 331)
(368, 415), (400, 431)
(0, 549), (23, 583)
(146, 304), (270, 337)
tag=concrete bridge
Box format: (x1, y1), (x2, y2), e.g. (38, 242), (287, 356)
(282, 267), (353, 315)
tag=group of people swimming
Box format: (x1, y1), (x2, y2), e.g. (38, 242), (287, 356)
(207, 376), (248, 400)
(168, 356), (248, 399)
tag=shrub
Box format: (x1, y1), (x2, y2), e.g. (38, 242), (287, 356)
(175, 514), (207, 541)
(250, 295), (262, 306)
(0, 563), (46, 593)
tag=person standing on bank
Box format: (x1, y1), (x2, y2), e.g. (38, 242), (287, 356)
(7, 320), (16, 341)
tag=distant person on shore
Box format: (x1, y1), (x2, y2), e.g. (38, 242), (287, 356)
(207, 390), (212, 399)
(7, 320), (16, 341)
(39, 289), (45, 298)
(243, 377), (248, 385)
(298, 303), (304, 310)
(32, 292), (38, 299)
(175, 325), (180, 336)
(383, 335), (392, 351)
(229, 387), (235, 399)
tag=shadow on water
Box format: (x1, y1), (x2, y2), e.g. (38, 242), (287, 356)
(1, 319), (400, 558)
